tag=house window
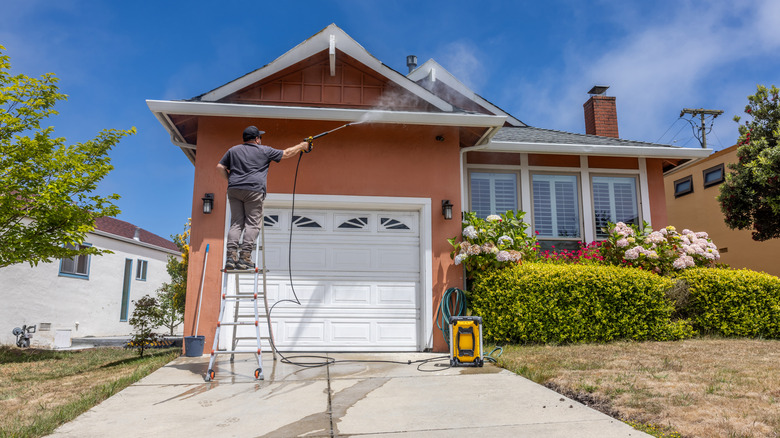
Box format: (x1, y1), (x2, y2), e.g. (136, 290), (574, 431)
(703, 164), (725, 188)
(59, 243), (91, 279)
(469, 171), (518, 218)
(120, 258), (132, 322)
(592, 176), (639, 238)
(532, 174), (580, 243)
(136, 259), (148, 281)
(674, 175), (693, 197)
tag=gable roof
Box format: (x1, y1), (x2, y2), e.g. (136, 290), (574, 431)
(94, 217), (179, 253)
(197, 24), (453, 112)
(147, 24), (506, 163)
(407, 59), (525, 127)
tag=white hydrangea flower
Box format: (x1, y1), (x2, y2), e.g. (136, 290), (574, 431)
(673, 257), (687, 269)
(624, 246), (642, 260)
(454, 254), (467, 265)
(463, 225), (478, 239)
(497, 235), (513, 246)
(486, 214), (502, 222)
(496, 251), (511, 262)
(617, 238), (629, 248)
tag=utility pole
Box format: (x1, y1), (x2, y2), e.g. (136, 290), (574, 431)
(679, 108), (724, 148)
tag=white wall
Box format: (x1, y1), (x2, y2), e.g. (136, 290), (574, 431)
(0, 233), (181, 347)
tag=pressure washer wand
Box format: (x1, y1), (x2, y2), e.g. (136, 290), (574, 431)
(303, 121), (362, 152)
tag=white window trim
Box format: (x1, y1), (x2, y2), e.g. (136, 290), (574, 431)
(464, 154), (652, 243)
(530, 171), (584, 241)
(590, 173), (642, 239)
(466, 168), (521, 217)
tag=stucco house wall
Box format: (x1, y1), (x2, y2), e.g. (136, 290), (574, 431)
(665, 145), (780, 276)
(1, 221), (180, 348)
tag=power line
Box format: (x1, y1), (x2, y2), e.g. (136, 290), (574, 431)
(679, 108), (724, 148)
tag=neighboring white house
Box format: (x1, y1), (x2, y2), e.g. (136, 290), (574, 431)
(0, 217), (181, 348)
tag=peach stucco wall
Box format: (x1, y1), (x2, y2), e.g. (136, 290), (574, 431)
(184, 117), (464, 352)
(646, 158), (668, 228)
(665, 147), (780, 276)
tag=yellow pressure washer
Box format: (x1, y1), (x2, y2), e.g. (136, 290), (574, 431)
(449, 315), (484, 367)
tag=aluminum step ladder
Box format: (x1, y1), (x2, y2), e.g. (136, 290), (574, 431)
(204, 219), (275, 382)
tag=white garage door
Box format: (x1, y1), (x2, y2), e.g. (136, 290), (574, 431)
(225, 206), (422, 352)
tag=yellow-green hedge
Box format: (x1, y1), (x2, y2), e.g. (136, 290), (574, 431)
(470, 262), (694, 344)
(674, 268), (780, 337)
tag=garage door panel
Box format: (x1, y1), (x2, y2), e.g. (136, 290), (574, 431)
(331, 284), (371, 305)
(227, 206), (422, 352)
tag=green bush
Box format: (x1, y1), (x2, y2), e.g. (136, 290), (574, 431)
(673, 268), (780, 337)
(470, 262), (695, 344)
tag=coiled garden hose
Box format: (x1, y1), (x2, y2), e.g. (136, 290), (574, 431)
(436, 287), (468, 349)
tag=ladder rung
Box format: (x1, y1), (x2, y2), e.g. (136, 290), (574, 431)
(219, 321), (259, 326)
(212, 350), (262, 355)
(221, 295), (260, 300)
(222, 268), (270, 273)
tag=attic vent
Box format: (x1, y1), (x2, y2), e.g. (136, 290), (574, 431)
(406, 55), (417, 73)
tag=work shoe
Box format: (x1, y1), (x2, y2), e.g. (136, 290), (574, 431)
(224, 250), (238, 270)
(236, 251), (255, 270)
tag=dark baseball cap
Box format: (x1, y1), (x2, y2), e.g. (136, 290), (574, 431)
(242, 126), (265, 141)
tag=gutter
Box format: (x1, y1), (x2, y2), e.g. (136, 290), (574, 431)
(91, 230), (181, 256)
(146, 100), (506, 128)
(488, 140), (712, 159)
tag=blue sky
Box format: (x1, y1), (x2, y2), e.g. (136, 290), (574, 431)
(2, 1), (778, 239)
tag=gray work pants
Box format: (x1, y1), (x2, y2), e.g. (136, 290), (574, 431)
(226, 188), (265, 253)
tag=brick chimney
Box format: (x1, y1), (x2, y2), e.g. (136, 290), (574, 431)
(583, 85), (619, 138)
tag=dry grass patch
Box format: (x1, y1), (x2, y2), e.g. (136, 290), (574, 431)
(498, 338), (780, 438)
(0, 346), (179, 438)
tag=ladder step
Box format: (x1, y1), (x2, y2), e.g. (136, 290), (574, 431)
(212, 350), (262, 355)
(219, 321), (259, 326)
(222, 268), (270, 273)
(235, 336), (273, 340)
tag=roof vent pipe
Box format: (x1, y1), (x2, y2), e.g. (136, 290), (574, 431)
(133, 227), (141, 241)
(406, 55), (417, 73)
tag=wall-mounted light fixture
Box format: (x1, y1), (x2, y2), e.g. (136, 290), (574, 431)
(442, 199), (454, 220)
(202, 193), (214, 214)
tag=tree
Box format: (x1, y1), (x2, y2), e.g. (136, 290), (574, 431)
(155, 220), (190, 335)
(0, 45), (135, 268)
(128, 295), (162, 357)
(718, 84), (780, 241)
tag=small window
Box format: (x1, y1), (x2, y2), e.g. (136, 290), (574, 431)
(674, 175), (693, 197)
(703, 164), (724, 188)
(136, 259), (148, 281)
(59, 243), (91, 279)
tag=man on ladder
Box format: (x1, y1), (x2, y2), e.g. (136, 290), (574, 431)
(217, 125), (310, 270)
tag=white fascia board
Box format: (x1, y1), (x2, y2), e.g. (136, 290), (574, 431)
(91, 230), (181, 256)
(199, 24), (453, 112)
(147, 100), (505, 128)
(487, 140), (712, 159)
(408, 59), (525, 127)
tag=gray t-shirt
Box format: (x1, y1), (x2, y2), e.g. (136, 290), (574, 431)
(219, 143), (284, 193)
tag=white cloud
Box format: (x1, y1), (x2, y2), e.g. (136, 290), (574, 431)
(434, 41), (488, 92)
(504, 1), (780, 148)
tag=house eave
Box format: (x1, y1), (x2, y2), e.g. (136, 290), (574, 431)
(91, 230), (181, 256)
(148, 99), (506, 152)
(486, 140), (713, 159)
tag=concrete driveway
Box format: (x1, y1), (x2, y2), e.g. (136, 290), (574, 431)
(50, 352), (650, 437)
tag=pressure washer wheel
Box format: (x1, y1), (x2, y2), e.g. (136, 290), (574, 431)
(254, 368), (263, 380)
(475, 357), (484, 367)
(206, 369), (215, 382)
(450, 358), (458, 367)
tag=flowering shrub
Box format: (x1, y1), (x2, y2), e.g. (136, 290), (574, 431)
(449, 210), (538, 275)
(600, 222), (720, 275)
(537, 240), (605, 264)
